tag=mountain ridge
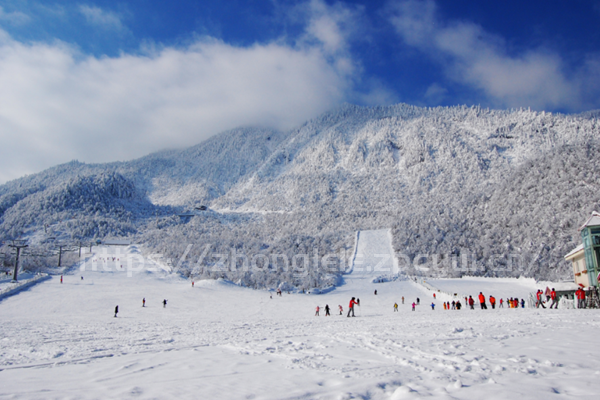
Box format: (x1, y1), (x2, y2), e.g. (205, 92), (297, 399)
(2, 103), (599, 284)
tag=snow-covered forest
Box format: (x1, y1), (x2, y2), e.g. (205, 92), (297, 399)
(1, 103), (599, 286)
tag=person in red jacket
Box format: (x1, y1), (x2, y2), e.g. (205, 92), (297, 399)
(347, 297), (358, 317)
(478, 292), (487, 309)
(489, 295), (496, 309)
(468, 296), (475, 309)
(536, 290), (546, 308)
(549, 288), (558, 309)
(576, 288), (586, 309)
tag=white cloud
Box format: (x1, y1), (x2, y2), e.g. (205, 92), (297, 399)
(295, 0), (365, 76)
(424, 83), (447, 104)
(78, 4), (123, 30)
(0, 32), (353, 183)
(389, 0), (598, 111)
(0, 6), (30, 25)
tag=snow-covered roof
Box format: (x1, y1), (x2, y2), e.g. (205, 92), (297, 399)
(551, 282), (580, 291)
(103, 239), (131, 246)
(579, 211), (600, 231)
(564, 243), (584, 259)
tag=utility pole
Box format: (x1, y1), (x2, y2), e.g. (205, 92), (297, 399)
(58, 245), (65, 268)
(8, 240), (28, 282)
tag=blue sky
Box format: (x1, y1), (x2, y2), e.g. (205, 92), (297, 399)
(1, 0), (600, 183)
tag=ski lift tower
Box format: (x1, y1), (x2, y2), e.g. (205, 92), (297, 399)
(8, 240), (28, 283)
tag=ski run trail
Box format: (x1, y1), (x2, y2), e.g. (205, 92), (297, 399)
(1, 235), (600, 400)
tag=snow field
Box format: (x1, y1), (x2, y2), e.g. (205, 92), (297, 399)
(1, 246), (600, 399)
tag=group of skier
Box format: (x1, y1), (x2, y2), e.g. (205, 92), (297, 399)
(534, 288), (561, 308)
(113, 298), (167, 317)
(315, 297), (361, 317)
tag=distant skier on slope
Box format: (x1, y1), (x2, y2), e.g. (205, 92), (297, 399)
(114, 305), (118, 318)
(431, 302), (435, 310)
(163, 299), (167, 308)
(142, 298), (146, 307)
(412, 302), (416, 311)
(394, 303), (398, 312)
(468, 296), (475, 310)
(536, 290), (546, 308)
(478, 292), (487, 309)
(325, 304), (330, 316)
(347, 297), (358, 317)
(315, 306), (320, 316)
(339, 305), (343, 315)
(549, 288), (558, 309)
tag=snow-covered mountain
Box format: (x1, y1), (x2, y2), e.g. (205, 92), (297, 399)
(2, 103), (599, 283)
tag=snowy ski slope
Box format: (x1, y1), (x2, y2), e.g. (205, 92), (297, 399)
(1, 245), (599, 399)
(350, 229), (397, 279)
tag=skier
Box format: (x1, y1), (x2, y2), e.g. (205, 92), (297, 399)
(394, 302), (398, 312)
(549, 288), (558, 309)
(60, 275), (63, 284)
(468, 296), (474, 309)
(456, 301), (462, 310)
(478, 292), (487, 309)
(576, 287), (586, 308)
(163, 299), (167, 308)
(339, 305), (343, 315)
(536, 290), (546, 308)
(114, 305), (118, 318)
(520, 299), (525, 308)
(347, 297), (358, 317)
(192, 281), (194, 287)
(416, 297), (420, 305)
(489, 295), (496, 309)
(499, 298), (504, 308)
(315, 306), (320, 316)
(81, 276), (84, 280)
(402, 296), (404, 304)
(433, 293), (436, 299)
(412, 302), (416, 311)
(325, 304), (330, 316)
(374, 290), (377, 295)
(443, 302), (447, 310)
(431, 302), (435, 310)
(451, 301), (456, 310)
(142, 298), (146, 307)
